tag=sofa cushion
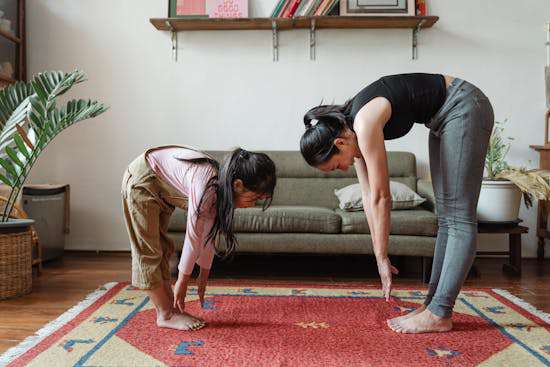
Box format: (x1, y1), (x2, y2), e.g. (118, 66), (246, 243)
(334, 181), (426, 211)
(168, 232), (436, 256)
(168, 206), (342, 234)
(337, 208), (437, 236)
(233, 206), (341, 234)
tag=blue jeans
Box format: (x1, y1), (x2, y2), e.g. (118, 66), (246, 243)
(423, 78), (495, 318)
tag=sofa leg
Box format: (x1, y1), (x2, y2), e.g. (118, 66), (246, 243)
(421, 257), (432, 284)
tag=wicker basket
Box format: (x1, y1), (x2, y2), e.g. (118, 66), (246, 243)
(0, 226), (33, 300)
(0, 195), (35, 300)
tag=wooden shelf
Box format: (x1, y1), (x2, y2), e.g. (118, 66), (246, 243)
(0, 29), (21, 44)
(150, 16), (438, 31)
(150, 15), (438, 61)
(0, 74), (17, 84)
(530, 144), (550, 151)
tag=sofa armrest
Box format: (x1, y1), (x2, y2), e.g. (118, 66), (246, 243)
(417, 178), (436, 214)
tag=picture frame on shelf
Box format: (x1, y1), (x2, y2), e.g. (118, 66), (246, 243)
(168, 0), (208, 18)
(206, 0), (248, 18)
(340, 0), (416, 16)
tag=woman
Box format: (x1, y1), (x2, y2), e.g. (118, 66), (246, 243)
(299, 73), (494, 333)
(122, 146), (276, 330)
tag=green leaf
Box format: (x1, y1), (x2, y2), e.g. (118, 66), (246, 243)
(5, 146), (25, 169)
(0, 69), (106, 217)
(0, 173), (13, 186)
(14, 135), (31, 159)
(0, 157), (18, 179)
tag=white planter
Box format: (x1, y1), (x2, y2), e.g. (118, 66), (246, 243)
(477, 179), (521, 222)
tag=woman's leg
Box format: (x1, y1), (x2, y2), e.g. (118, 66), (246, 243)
(423, 131), (448, 306)
(388, 131), (446, 326)
(390, 91), (493, 333)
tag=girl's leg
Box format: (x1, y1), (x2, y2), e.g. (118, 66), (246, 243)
(159, 209), (206, 323)
(123, 189), (203, 331)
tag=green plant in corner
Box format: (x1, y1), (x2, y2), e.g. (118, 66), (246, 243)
(484, 119), (550, 213)
(0, 70), (107, 221)
(485, 119), (514, 180)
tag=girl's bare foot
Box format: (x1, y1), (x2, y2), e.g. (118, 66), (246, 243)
(157, 313), (205, 331)
(388, 309), (452, 334)
(168, 281), (205, 322)
(387, 304), (426, 329)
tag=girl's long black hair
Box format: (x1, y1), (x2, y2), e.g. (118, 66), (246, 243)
(300, 100), (353, 167)
(182, 148), (276, 258)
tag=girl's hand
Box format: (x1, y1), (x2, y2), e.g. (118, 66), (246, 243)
(173, 274), (191, 313)
(376, 257), (399, 301)
(197, 267), (210, 308)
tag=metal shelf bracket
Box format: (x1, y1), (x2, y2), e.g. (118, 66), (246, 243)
(546, 22), (549, 67)
(412, 19), (426, 60)
(310, 18), (316, 61)
(272, 20), (279, 62)
(165, 20), (178, 62)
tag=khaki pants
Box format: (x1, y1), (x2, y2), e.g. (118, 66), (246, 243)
(121, 150), (189, 289)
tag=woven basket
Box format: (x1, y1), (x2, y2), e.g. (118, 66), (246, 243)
(0, 195), (35, 300)
(0, 227), (33, 300)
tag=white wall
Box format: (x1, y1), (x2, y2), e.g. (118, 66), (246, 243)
(26, 0), (550, 257)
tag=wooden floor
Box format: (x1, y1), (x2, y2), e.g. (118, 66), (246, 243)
(0, 252), (549, 354)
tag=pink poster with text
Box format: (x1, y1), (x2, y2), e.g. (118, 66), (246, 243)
(206, 0), (248, 18)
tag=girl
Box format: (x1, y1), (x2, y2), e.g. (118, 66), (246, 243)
(299, 74), (494, 333)
(121, 146), (276, 330)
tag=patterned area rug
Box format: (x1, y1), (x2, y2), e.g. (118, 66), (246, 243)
(1, 282), (549, 367)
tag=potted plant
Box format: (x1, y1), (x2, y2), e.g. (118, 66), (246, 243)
(477, 120), (521, 222)
(0, 70), (107, 300)
(478, 120), (550, 222)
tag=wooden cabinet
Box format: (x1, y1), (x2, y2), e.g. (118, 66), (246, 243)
(0, 0), (25, 88)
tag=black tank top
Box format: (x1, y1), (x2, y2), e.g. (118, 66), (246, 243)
(349, 73), (446, 140)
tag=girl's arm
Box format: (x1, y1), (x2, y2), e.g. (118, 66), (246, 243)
(353, 97), (398, 300)
(175, 179), (217, 311)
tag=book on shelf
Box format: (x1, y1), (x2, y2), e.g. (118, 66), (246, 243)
(315, 0), (338, 16)
(285, 0), (303, 18)
(270, 0), (284, 17)
(274, 0), (292, 18)
(293, 0), (309, 17)
(271, 0), (339, 18)
(303, 0), (321, 16)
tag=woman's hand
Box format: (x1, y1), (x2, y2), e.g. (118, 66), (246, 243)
(376, 257), (399, 301)
(197, 267), (210, 308)
(173, 274), (191, 313)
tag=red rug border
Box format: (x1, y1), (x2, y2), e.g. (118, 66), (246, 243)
(6, 281), (548, 367)
(7, 282), (127, 367)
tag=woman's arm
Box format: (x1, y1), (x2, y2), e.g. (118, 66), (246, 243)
(354, 97), (398, 300)
(354, 97), (392, 259)
(354, 157), (377, 251)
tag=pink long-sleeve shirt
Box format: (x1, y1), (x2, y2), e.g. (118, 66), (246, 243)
(146, 147), (217, 275)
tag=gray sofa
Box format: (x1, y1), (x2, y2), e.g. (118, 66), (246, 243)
(169, 151), (437, 280)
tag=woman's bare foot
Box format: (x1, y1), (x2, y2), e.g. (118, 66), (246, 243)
(388, 309), (452, 334)
(387, 304), (426, 329)
(157, 313), (205, 331)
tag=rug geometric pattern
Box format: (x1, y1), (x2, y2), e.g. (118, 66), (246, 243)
(3, 283), (549, 367)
